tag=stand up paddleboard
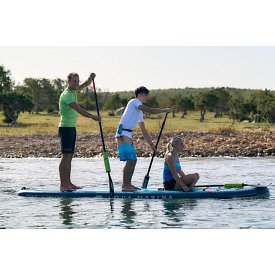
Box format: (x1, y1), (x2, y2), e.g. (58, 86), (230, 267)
(18, 183), (270, 199)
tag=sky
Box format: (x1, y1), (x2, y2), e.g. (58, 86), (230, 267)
(1, 46), (275, 92)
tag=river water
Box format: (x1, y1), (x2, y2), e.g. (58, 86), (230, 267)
(0, 157), (274, 229)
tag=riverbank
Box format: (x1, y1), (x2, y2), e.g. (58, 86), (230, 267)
(0, 130), (274, 158)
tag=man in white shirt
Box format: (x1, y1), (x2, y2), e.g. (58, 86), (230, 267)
(116, 86), (172, 191)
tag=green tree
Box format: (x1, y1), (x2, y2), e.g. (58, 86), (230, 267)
(178, 96), (194, 118)
(0, 64), (13, 95)
(18, 78), (61, 113)
(250, 89), (275, 123)
(144, 94), (159, 117)
(18, 78), (43, 113)
(78, 91), (96, 110)
(212, 87), (230, 117)
(52, 78), (67, 110)
(168, 95), (181, 117)
(195, 93), (207, 122)
(228, 92), (251, 124)
(120, 97), (128, 107)
(106, 93), (122, 112)
(40, 78), (58, 113)
(0, 93), (33, 124)
(195, 91), (218, 122)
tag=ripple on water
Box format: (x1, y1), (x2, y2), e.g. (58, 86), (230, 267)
(0, 157), (274, 229)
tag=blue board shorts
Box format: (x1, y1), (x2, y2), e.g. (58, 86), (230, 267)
(117, 143), (137, 161)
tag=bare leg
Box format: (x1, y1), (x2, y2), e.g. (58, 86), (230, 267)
(59, 154), (73, 191)
(174, 173), (200, 191)
(122, 160), (138, 191)
(181, 173), (200, 189)
(59, 153), (81, 191)
(67, 154), (81, 189)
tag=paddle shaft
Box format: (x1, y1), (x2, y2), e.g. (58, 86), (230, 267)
(92, 79), (114, 197)
(92, 84), (105, 149)
(142, 112), (168, 189)
(196, 183), (267, 188)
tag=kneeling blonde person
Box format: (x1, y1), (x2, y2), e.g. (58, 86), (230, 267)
(163, 137), (199, 191)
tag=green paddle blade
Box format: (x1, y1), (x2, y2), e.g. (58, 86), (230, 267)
(224, 183), (244, 188)
(103, 151), (111, 172)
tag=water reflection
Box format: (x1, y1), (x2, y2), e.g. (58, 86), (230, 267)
(0, 157), (274, 229)
(118, 198), (198, 228)
(161, 199), (197, 225)
(59, 198), (75, 227)
(109, 198), (115, 213)
(120, 199), (136, 227)
(142, 201), (151, 213)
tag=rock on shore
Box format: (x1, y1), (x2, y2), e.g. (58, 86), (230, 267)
(0, 130), (274, 158)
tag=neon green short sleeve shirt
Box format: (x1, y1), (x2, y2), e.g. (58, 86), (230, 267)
(58, 88), (78, 127)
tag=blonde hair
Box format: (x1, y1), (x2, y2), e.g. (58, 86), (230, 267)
(166, 137), (183, 154)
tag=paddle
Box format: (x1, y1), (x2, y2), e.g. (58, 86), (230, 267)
(195, 183), (270, 189)
(92, 79), (114, 197)
(142, 112), (169, 189)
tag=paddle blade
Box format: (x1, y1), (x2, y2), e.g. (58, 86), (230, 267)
(107, 173), (114, 197)
(142, 175), (150, 189)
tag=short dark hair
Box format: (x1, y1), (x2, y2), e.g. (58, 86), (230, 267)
(135, 86), (149, 97)
(67, 72), (79, 81)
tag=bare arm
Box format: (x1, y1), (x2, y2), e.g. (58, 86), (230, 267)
(178, 169), (185, 178)
(138, 121), (156, 152)
(78, 73), (96, 91)
(138, 104), (172, 114)
(69, 102), (101, 122)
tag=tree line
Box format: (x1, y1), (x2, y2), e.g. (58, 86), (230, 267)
(1, 64), (275, 124)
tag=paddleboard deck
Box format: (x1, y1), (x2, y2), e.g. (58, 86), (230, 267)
(18, 186), (270, 199)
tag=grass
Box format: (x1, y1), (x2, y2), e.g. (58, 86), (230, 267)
(0, 111), (274, 135)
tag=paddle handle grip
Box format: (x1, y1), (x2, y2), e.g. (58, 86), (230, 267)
(224, 183), (244, 188)
(103, 151), (111, 172)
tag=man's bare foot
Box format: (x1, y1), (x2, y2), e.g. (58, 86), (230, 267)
(131, 185), (141, 190)
(60, 183), (82, 192)
(69, 183), (82, 189)
(122, 185), (139, 192)
(60, 184), (76, 192)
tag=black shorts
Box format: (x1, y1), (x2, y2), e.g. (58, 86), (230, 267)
(58, 127), (76, 154)
(163, 179), (176, 190)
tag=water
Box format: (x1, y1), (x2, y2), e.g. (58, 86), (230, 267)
(0, 157), (275, 229)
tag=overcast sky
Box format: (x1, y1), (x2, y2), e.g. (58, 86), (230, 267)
(1, 46), (274, 92)
(1, 1), (275, 92)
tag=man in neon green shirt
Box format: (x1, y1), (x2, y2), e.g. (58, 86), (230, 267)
(58, 72), (100, 191)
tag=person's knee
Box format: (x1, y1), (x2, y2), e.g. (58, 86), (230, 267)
(130, 160), (137, 167)
(61, 154), (73, 163)
(126, 160), (137, 168)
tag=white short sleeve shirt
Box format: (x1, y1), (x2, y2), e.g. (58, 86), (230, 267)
(117, 98), (144, 138)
